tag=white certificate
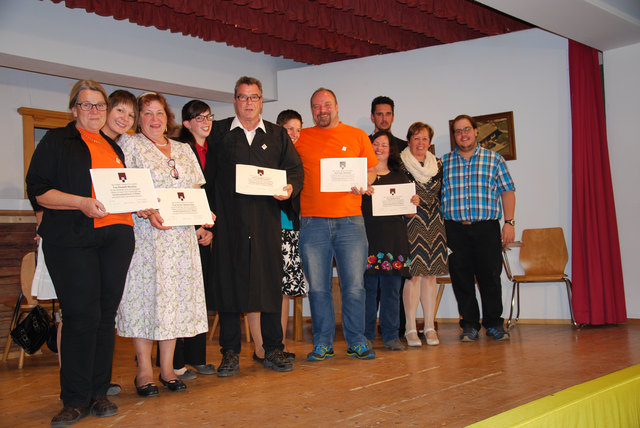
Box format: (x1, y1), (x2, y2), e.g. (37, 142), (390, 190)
(155, 188), (214, 227)
(371, 183), (417, 216)
(90, 168), (159, 214)
(235, 164), (288, 196)
(320, 157), (368, 192)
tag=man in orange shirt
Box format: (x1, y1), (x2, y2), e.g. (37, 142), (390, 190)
(296, 88), (378, 361)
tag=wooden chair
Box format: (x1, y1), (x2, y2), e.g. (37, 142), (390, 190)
(208, 312), (251, 343)
(2, 251), (37, 368)
(502, 228), (578, 329)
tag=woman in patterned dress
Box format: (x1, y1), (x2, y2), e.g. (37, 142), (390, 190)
(400, 122), (448, 346)
(116, 93), (213, 396)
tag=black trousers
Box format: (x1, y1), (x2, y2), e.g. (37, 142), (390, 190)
(172, 242), (211, 368)
(44, 224), (134, 407)
(219, 311), (283, 355)
(173, 333), (207, 368)
(444, 220), (504, 330)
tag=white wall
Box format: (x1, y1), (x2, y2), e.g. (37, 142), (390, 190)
(0, 66), (238, 207)
(604, 42), (640, 318)
(265, 28), (576, 321)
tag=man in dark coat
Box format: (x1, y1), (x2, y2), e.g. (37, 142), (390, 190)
(206, 76), (304, 376)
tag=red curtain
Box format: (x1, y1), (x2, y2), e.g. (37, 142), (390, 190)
(569, 40), (626, 325)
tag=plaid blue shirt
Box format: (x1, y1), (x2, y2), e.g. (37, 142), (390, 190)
(441, 146), (515, 222)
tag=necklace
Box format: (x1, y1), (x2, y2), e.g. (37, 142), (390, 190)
(153, 138), (169, 147)
(78, 129), (104, 145)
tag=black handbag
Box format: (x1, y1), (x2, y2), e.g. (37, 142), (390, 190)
(10, 299), (55, 355)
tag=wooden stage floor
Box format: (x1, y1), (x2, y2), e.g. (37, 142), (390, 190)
(2, 322), (639, 427)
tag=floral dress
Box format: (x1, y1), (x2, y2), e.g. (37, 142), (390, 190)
(116, 133), (209, 340)
(361, 170), (412, 277)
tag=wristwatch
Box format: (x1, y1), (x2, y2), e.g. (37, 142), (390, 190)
(504, 219), (515, 226)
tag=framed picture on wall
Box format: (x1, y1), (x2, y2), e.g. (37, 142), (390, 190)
(449, 111), (516, 160)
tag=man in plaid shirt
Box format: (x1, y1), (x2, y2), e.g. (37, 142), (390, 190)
(442, 114), (515, 342)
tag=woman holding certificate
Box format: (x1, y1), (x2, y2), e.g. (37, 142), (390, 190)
(154, 99), (217, 380)
(116, 92), (212, 396)
(400, 122), (448, 347)
(26, 79), (135, 426)
(361, 131), (414, 351)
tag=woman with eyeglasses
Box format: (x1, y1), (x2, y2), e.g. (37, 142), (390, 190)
(26, 80), (136, 426)
(400, 122), (449, 347)
(153, 99), (217, 380)
(116, 92), (213, 397)
(32, 88), (139, 399)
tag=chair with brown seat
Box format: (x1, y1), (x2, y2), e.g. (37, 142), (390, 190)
(2, 251), (38, 368)
(502, 227), (578, 329)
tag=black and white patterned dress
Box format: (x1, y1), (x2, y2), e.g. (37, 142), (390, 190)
(401, 160), (449, 277)
(281, 217), (306, 296)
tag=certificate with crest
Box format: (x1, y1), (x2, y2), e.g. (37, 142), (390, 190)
(90, 168), (158, 213)
(371, 183), (417, 216)
(155, 188), (214, 227)
(320, 157), (367, 192)
(235, 164), (288, 196)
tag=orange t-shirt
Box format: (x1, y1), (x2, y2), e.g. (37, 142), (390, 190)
(296, 122), (377, 218)
(80, 130), (134, 228)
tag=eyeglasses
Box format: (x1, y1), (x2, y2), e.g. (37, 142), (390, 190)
(192, 113), (214, 122)
(168, 159), (179, 179)
(454, 127), (473, 135)
(76, 102), (108, 112)
(235, 94), (261, 102)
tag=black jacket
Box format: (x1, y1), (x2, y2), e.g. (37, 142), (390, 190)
(25, 121), (127, 246)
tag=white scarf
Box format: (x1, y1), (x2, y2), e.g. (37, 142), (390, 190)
(400, 147), (438, 183)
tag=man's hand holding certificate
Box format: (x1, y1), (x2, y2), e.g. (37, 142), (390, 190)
(371, 182), (417, 216)
(90, 168), (159, 213)
(236, 164), (288, 196)
(320, 157), (367, 192)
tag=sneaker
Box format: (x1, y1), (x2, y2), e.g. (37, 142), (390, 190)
(106, 383), (121, 396)
(384, 338), (406, 351)
(263, 349), (294, 372)
(191, 364), (216, 375)
(176, 368), (197, 380)
(217, 350), (239, 377)
(486, 325), (510, 341)
(460, 327), (479, 342)
(346, 343), (376, 359)
(306, 345), (335, 361)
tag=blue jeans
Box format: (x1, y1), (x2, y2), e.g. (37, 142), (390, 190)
(300, 216), (368, 348)
(364, 274), (402, 343)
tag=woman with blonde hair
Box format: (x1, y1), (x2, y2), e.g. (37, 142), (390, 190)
(26, 80), (136, 426)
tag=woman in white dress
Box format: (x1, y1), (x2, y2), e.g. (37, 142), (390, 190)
(116, 92), (213, 396)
